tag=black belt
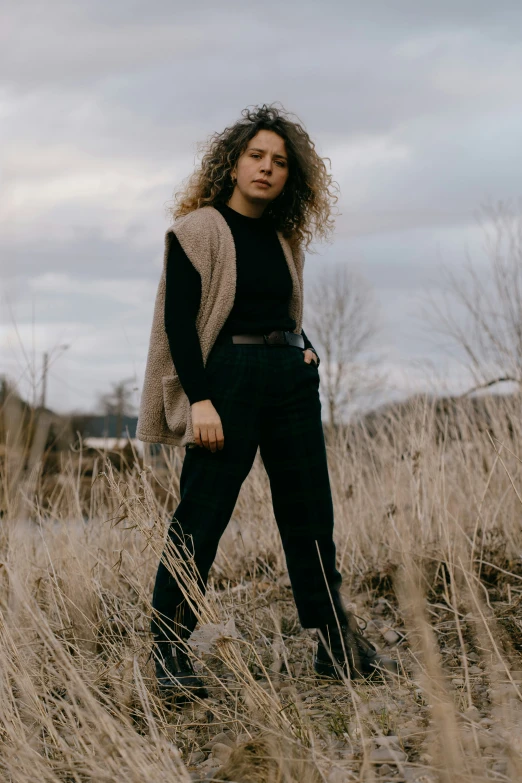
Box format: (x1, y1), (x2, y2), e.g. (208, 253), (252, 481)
(216, 329), (305, 349)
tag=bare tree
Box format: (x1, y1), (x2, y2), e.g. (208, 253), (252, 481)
(422, 199), (522, 395)
(306, 262), (384, 429)
(98, 378), (136, 439)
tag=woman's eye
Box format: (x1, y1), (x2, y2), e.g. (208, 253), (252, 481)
(250, 152), (285, 167)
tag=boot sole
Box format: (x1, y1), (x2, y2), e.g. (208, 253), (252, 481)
(156, 673), (209, 700)
(314, 658), (364, 681)
(314, 657), (389, 682)
(158, 682), (209, 703)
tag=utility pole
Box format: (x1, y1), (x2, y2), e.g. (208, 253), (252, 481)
(40, 352), (49, 409)
(116, 382), (123, 441)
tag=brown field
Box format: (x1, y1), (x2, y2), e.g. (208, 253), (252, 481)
(1, 392), (521, 782)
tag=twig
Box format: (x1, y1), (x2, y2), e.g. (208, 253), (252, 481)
(457, 376), (520, 398)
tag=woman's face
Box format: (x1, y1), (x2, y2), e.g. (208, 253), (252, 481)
(232, 129), (289, 207)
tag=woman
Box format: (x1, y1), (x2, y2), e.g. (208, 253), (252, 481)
(137, 104), (396, 697)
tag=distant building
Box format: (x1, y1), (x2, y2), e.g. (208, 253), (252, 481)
(76, 414), (138, 439)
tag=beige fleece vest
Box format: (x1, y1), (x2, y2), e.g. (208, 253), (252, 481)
(136, 205), (305, 447)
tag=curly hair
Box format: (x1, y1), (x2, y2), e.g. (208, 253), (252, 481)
(166, 103), (340, 252)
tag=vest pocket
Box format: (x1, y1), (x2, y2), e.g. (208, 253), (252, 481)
(162, 374), (190, 436)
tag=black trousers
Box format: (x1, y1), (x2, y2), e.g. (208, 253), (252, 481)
(151, 336), (347, 647)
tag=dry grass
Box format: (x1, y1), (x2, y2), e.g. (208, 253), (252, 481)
(1, 391), (522, 782)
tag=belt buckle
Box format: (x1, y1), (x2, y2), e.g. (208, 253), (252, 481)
(263, 330), (287, 345)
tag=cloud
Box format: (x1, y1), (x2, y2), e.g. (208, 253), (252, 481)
(2, 0), (522, 412)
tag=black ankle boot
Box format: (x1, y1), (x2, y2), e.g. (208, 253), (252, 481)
(154, 643), (209, 699)
(314, 612), (399, 680)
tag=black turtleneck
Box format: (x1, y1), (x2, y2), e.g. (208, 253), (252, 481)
(164, 202), (319, 405)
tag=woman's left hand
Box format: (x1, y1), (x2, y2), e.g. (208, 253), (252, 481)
(303, 348), (318, 365)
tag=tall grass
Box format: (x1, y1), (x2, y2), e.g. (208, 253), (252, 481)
(1, 391), (521, 781)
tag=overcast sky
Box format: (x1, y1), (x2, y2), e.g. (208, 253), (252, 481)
(1, 0), (521, 414)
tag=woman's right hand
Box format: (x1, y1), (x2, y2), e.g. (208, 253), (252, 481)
(190, 399), (225, 452)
